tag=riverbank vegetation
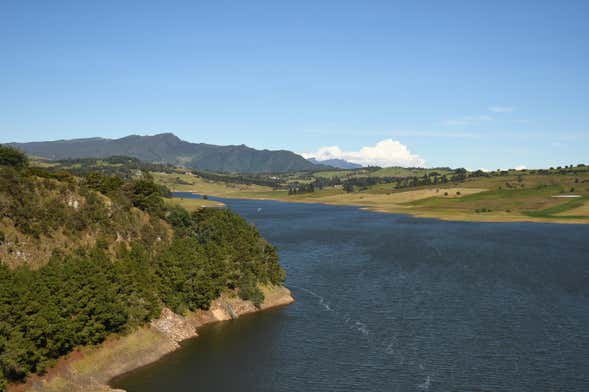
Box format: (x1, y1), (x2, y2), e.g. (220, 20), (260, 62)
(164, 196), (225, 211)
(0, 146), (285, 390)
(153, 163), (589, 223)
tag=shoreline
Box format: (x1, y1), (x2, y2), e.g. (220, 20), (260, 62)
(9, 285), (294, 392)
(180, 191), (589, 225)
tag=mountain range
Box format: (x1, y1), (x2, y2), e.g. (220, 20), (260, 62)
(306, 158), (362, 170)
(8, 133), (332, 173)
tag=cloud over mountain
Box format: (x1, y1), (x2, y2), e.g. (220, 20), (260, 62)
(301, 139), (426, 168)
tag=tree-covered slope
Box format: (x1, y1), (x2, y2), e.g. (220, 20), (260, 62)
(0, 146), (286, 390)
(8, 133), (323, 173)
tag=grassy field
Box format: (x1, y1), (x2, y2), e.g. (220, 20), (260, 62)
(155, 169), (589, 224)
(153, 171), (274, 197)
(554, 198), (589, 216)
(311, 166), (452, 179)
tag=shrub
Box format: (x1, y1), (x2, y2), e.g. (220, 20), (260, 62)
(125, 179), (170, 216)
(238, 274), (265, 308)
(0, 145), (28, 169)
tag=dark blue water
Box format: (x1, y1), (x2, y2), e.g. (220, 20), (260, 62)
(112, 193), (589, 391)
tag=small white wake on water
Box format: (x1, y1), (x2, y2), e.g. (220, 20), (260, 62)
(292, 286), (370, 337)
(417, 375), (431, 390)
(349, 320), (369, 336)
(292, 286), (390, 339)
(293, 286), (435, 390)
(293, 286), (333, 312)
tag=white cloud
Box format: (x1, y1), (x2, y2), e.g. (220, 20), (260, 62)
(489, 106), (514, 113)
(301, 139), (426, 168)
(514, 165), (526, 171)
(443, 115), (493, 126)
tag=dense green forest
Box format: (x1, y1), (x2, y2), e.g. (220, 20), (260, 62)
(0, 146), (285, 390)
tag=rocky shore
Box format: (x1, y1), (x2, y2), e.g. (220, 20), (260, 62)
(10, 285), (294, 392)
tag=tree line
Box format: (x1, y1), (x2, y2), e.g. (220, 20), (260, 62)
(191, 170), (283, 188)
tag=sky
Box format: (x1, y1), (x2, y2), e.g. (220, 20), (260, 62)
(1, 0), (588, 169)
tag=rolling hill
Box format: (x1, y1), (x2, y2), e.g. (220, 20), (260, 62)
(8, 133), (327, 173)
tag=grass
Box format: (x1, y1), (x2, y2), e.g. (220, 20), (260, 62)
(153, 171), (273, 197)
(404, 185), (588, 222)
(310, 166), (452, 179)
(554, 199), (589, 216)
(154, 169), (589, 224)
(370, 167), (453, 177)
(70, 327), (170, 378)
(523, 196), (589, 219)
(164, 196), (225, 211)
(311, 169), (359, 179)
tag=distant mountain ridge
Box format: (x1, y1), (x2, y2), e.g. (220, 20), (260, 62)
(8, 133), (329, 173)
(307, 157), (363, 169)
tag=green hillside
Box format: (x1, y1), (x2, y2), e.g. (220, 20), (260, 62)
(0, 146), (285, 390)
(9, 133), (326, 174)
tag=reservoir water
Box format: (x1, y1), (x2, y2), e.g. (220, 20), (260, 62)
(112, 194), (589, 391)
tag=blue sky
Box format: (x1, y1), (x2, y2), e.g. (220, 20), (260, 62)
(1, 0), (587, 169)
